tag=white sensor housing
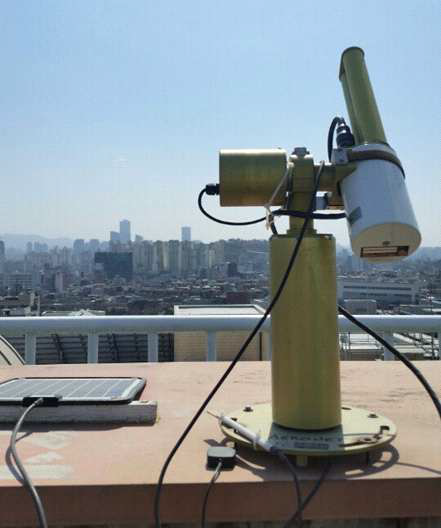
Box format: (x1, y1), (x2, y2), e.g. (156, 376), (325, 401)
(339, 144), (421, 262)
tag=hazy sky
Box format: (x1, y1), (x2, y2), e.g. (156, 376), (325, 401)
(0, 1), (439, 246)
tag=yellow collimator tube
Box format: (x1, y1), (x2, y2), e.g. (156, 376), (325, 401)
(270, 234), (342, 430)
(339, 47), (387, 145)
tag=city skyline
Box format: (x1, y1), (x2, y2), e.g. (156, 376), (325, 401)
(2, 229), (441, 254)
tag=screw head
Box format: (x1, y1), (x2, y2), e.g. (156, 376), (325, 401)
(292, 147), (309, 158)
(243, 405), (253, 412)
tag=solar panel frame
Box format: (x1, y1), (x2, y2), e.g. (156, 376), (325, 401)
(0, 377), (146, 405)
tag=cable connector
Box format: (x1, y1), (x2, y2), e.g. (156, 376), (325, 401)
(204, 183), (220, 196)
(336, 119), (355, 148)
(22, 395), (61, 407)
(206, 446), (236, 470)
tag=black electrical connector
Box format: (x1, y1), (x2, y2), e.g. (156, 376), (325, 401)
(327, 116), (354, 161)
(204, 183), (220, 196)
(336, 120), (355, 149)
(206, 446), (236, 470)
(22, 395), (61, 407)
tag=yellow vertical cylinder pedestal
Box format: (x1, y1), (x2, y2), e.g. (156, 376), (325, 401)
(270, 234), (342, 430)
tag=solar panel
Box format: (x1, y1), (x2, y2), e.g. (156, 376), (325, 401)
(0, 377), (146, 405)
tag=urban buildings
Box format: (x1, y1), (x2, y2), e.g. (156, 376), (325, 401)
(0, 219), (438, 329)
(94, 252), (133, 281)
(119, 219), (131, 244)
(337, 278), (420, 306)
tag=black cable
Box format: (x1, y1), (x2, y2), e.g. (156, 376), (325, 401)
(338, 305), (441, 420)
(327, 117), (342, 162)
(154, 161), (326, 528)
(274, 450), (303, 525)
(282, 460), (332, 528)
(268, 212), (279, 235)
(198, 188), (266, 226)
(201, 461), (222, 528)
(273, 210), (346, 220)
(9, 398), (48, 528)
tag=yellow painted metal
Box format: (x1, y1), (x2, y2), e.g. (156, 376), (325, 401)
(339, 47), (387, 145)
(219, 150), (353, 208)
(219, 149), (287, 206)
(270, 233), (342, 430)
(221, 404), (396, 457)
(286, 156), (315, 233)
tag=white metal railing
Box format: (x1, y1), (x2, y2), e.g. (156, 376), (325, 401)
(0, 314), (439, 364)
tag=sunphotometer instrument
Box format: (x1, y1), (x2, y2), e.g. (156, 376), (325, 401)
(209, 47), (421, 465)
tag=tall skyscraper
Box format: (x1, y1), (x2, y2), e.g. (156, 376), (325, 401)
(153, 241), (165, 273)
(181, 241), (192, 276)
(120, 219), (131, 244)
(181, 226), (191, 242)
(168, 240), (181, 275)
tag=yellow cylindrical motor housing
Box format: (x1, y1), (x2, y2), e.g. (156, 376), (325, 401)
(270, 234), (342, 430)
(219, 149), (287, 206)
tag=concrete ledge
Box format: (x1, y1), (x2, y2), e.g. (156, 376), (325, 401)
(0, 361), (439, 526)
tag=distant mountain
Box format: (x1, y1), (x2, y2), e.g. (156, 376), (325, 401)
(0, 233), (73, 250)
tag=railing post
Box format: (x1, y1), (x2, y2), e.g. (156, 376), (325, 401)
(25, 334), (37, 365)
(87, 334), (99, 363)
(148, 333), (159, 362)
(382, 332), (395, 361)
(263, 331), (272, 360)
(438, 329), (441, 359)
(206, 332), (217, 361)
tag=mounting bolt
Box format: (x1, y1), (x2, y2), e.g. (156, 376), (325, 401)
(243, 405), (253, 412)
(292, 147), (309, 158)
(368, 413), (378, 418)
(332, 148), (349, 165)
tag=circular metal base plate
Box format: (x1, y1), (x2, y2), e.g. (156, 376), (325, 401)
(220, 403), (396, 457)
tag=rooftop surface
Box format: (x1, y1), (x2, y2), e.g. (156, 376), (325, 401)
(0, 361), (439, 526)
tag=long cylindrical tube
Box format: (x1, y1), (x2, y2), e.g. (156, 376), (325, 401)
(339, 47), (387, 145)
